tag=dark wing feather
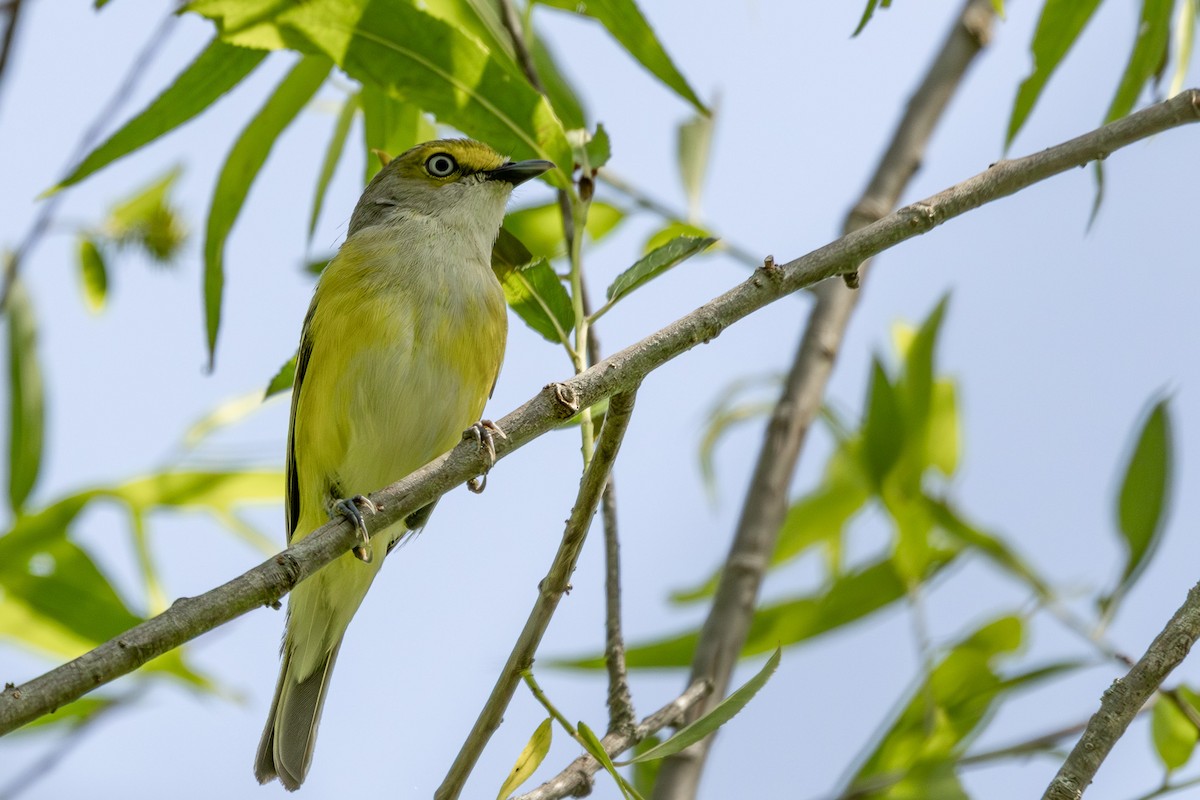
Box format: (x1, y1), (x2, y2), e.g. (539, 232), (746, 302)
(285, 299), (318, 544)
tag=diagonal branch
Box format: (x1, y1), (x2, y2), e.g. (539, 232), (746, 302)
(652, 2), (999, 795)
(1, 88), (1196, 736)
(1042, 582), (1200, 799)
(435, 387), (641, 800)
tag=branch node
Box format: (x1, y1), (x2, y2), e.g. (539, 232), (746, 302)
(547, 382), (580, 416)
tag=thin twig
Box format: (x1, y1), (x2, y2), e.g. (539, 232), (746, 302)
(1, 89), (1197, 736)
(513, 680), (711, 800)
(600, 478), (635, 735)
(1042, 582), (1200, 799)
(435, 388), (641, 800)
(1128, 772), (1200, 800)
(0, 8), (179, 310)
(652, 3), (999, 796)
(0, 0), (24, 113)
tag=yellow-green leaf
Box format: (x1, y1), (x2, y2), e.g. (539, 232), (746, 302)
(496, 718), (552, 799)
(77, 236), (109, 313)
(7, 278), (44, 513)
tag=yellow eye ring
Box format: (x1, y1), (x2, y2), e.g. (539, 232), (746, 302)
(425, 153), (457, 177)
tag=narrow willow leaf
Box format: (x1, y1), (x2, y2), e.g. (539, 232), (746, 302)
(191, 0), (573, 179)
(1006, 0), (1104, 146)
(860, 358), (904, 487)
(494, 255), (575, 344)
(927, 496), (1052, 598)
(585, 123), (611, 169)
(361, 83), (435, 184)
(605, 235), (715, 305)
(1104, 398), (1173, 612)
(265, 353), (297, 399)
(677, 109), (714, 218)
(853, 0), (883, 36)
(77, 236), (109, 313)
(183, 391), (273, 447)
(204, 56), (330, 368)
(309, 92), (359, 242)
(496, 717), (552, 799)
(1168, 0), (1197, 97)
(898, 295), (948, 431)
(1104, 0), (1173, 123)
(537, 0), (706, 113)
(52, 39), (267, 192)
(624, 648), (781, 765)
(578, 721), (642, 800)
(7, 279), (44, 513)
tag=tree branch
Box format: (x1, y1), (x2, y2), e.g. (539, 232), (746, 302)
(1042, 582), (1200, 800)
(652, 2), (998, 795)
(512, 680), (711, 800)
(435, 387), (641, 799)
(1, 88), (1196, 736)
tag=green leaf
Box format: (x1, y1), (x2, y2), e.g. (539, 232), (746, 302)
(51, 39), (267, 192)
(1006, 0), (1104, 146)
(537, 0), (706, 114)
(1104, 398), (1173, 613)
(624, 649), (781, 764)
(204, 56), (330, 368)
(77, 236), (109, 313)
(7, 279), (44, 513)
(927, 496), (1053, 599)
(13, 696), (118, 734)
(631, 736), (662, 795)
(604, 235), (715, 305)
(309, 91), (359, 242)
(577, 721), (642, 800)
(643, 221), (711, 255)
(1104, 0), (1173, 123)
(503, 201), (626, 261)
(586, 200), (624, 241)
(1152, 689), (1200, 771)
(105, 166), (188, 263)
(853, 0), (884, 36)
(497, 717), (552, 799)
(494, 254), (575, 345)
(926, 379), (960, 476)
(530, 30), (588, 130)
(361, 82), (435, 184)
(584, 122), (611, 169)
(191, 0), (573, 179)
(676, 109), (714, 217)
(860, 358), (904, 487)
(897, 295), (948, 432)
(265, 353), (297, 398)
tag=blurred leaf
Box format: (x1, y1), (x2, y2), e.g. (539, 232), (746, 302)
(108, 469), (282, 511)
(7, 279), (44, 514)
(77, 236), (109, 313)
(1105, 0), (1173, 123)
(696, 398), (776, 503)
(105, 166), (188, 263)
(183, 391), (272, 447)
(846, 616), (1024, 797)
(304, 255), (332, 276)
(1168, 0), (1197, 97)
(587, 200), (625, 242)
(191, 0), (574, 179)
(531, 31), (588, 130)
(1152, 688), (1200, 771)
(537, 0), (706, 114)
(631, 735), (662, 794)
(496, 717), (552, 799)
(927, 496), (1053, 599)
(585, 122), (611, 169)
(860, 358), (904, 487)
(573, 550), (955, 669)
(12, 696), (117, 734)
(897, 295), (948, 432)
(992, 0), (1006, 18)
(310, 91), (359, 241)
(361, 83), (435, 184)
(1103, 398), (1173, 614)
(1006, 0), (1104, 146)
(493, 246), (575, 344)
(265, 353), (297, 398)
(677, 109), (714, 218)
(503, 201), (626, 260)
(771, 451), (871, 565)
(605, 235), (715, 305)
(643, 221), (711, 255)
(50, 39), (267, 192)
(853, 0), (894, 35)
(624, 649), (780, 764)
(204, 56), (330, 368)
(927, 379), (960, 476)
(578, 721), (642, 800)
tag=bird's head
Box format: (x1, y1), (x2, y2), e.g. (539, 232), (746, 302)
(349, 138), (554, 238)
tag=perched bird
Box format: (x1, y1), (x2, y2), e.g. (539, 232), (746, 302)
(254, 139), (553, 790)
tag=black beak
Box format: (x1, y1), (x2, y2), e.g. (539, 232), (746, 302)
(486, 159), (555, 186)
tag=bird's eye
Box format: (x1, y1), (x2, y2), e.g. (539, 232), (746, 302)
(425, 153), (458, 178)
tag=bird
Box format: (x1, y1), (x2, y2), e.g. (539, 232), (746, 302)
(254, 138), (553, 790)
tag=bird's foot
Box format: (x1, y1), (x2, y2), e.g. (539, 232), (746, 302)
(333, 495), (377, 563)
(464, 419), (506, 494)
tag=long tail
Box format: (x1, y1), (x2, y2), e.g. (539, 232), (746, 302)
(254, 639), (344, 790)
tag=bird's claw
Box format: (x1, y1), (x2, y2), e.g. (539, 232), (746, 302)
(333, 495), (377, 562)
(464, 420), (506, 494)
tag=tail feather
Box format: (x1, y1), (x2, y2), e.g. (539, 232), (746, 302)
(254, 642), (343, 791)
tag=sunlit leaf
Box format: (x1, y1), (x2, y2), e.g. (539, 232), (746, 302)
(503, 201), (626, 260)
(578, 721), (642, 800)
(927, 379), (960, 476)
(1103, 398), (1173, 614)
(310, 91), (359, 241)
(183, 391), (273, 447)
(50, 39), (267, 192)
(492, 238), (574, 345)
(677, 109), (714, 217)
(897, 295), (948, 431)
(1105, 0), (1173, 123)
(1006, 0), (1104, 146)
(623, 649), (780, 764)
(496, 717), (552, 799)
(204, 56), (330, 368)
(265, 353), (297, 399)
(605, 235), (715, 305)
(585, 122), (611, 169)
(77, 236), (109, 313)
(105, 166), (188, 263)
(1152, 688), (1200, 771)
(860, 357), (904, 487)
(537, 0), (706, 114)
(7, 279), (44, 513)
(361, 82), (435, 184)
(643, 221), (711, 255)
(1168, 0), (1197, 98)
